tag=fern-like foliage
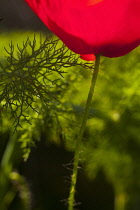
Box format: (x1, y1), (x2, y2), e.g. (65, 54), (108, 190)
(0, 35), (87, 129)
(0, 34), (92, 159)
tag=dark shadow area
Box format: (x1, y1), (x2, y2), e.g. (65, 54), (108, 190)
(0, 0), (48, 31)
(21, 136), (114, 210)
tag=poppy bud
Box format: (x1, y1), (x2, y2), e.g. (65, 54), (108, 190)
(25, 0), (140, 60)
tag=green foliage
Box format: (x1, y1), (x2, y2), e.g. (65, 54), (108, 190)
(1, 31), (140, 210)
(0, 34), (74, 128)
(0, 32), (92, 158)
(80, 48), (140, 209)
(0, 31), (94, 210)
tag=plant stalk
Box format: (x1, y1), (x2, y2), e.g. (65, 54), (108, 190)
(68, 54), (101, 210)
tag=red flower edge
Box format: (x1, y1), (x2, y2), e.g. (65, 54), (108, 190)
(25, 0), (140, 60)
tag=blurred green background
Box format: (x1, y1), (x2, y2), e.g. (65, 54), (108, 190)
(0, 1), (140, 210)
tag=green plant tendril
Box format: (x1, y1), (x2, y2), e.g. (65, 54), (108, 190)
(68, 54), (101, 210)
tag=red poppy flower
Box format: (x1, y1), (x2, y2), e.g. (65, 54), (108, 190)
(25, 0), (140, 60)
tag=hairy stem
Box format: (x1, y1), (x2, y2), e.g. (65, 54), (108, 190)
(68, 54), (101, 210)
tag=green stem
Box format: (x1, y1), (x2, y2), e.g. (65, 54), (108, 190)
(1, 133), (17, 168)
(68, 54), (101, 210)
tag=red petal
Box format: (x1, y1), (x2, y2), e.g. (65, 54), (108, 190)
(25, 0), (140, 58)
(80, 54), (96, 61)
